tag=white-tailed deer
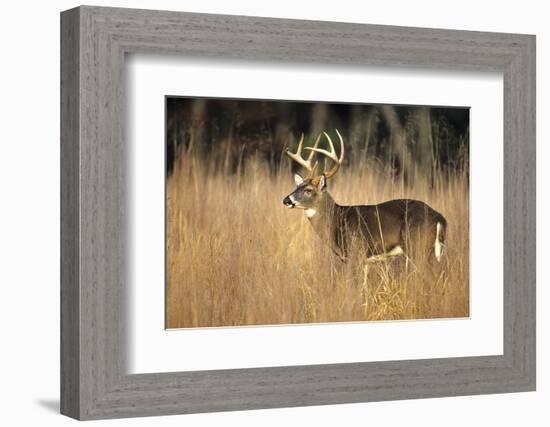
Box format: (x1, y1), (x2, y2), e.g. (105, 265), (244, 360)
(282, 130), (447, 263)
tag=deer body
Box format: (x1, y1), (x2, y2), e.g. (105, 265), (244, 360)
(283, 130), (447, 263)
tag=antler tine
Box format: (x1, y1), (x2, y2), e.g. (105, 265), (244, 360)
(285, 133), (316, 177)
(304, 129), (345, 179)
(306, 133), (322, 163)
(335, 128), (345, 163)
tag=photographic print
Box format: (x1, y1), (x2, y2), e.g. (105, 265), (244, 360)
(166, 97), (469, 329)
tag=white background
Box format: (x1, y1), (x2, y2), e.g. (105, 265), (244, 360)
(0, 1), (547, 426)
(129, 57), (503, 373)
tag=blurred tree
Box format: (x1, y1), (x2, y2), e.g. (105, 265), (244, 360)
(166, 97), (469, 184)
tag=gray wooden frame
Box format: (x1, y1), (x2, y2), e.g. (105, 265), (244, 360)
(60, 5), (536, 420)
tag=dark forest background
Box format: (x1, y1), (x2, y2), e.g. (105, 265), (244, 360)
(166, 97), (469, 186)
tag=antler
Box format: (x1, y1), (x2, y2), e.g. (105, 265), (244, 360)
(285, 133), (321, 178)
(304, 129), (345, 179)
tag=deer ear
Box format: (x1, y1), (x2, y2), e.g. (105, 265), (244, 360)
(318, 174), (327, 192)
(294, 173), (304, 186)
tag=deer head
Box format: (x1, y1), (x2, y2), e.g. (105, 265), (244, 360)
(282, 130), (344, 217)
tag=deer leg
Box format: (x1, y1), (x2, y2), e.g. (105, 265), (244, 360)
(366, 245), (404, 263)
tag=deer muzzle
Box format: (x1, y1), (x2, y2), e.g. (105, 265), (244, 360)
(283, 195), (296, 208)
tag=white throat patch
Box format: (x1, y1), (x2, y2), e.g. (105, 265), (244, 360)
(304, 208), (317, 218)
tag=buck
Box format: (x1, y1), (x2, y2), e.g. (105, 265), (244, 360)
(282, 130), (447, 263)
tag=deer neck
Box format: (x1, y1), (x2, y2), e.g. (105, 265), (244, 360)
(305, 193), (346, 260)
(305, 193), (338, 234)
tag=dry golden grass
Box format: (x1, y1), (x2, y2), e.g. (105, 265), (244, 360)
(166, 151), (469, 328)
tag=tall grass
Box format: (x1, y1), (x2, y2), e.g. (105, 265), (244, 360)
(166, 149), (469, 328)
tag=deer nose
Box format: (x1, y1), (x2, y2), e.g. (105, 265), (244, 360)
(283, 195), (295, 208)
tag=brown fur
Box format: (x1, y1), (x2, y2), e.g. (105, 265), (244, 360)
(284, 176), (447, 262)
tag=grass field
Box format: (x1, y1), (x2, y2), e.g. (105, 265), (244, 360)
(166, 150), (469, 328)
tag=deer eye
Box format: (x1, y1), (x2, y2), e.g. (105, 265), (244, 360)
(304, 188), (313, 196)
